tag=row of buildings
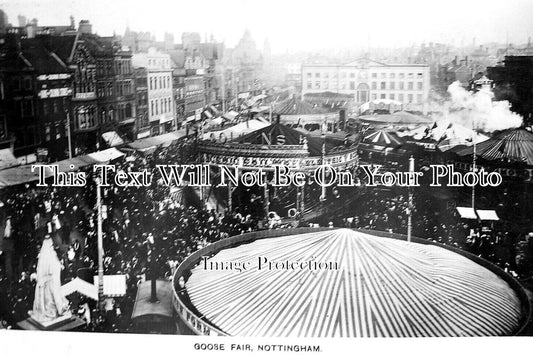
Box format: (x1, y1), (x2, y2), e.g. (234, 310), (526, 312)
(0, 16), (271, 161)
(300, 58), (431, 112)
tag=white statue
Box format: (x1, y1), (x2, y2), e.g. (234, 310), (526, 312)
(30, 236), (70, 324)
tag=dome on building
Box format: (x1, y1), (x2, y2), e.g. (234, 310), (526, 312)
(182, 228), (525, 337)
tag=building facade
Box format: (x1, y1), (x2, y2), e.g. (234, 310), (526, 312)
(132, 48), (175, 136)
(0, 34), (75, 161)
(184, 70), (206, 123)
(92, 40), (136, 144)
(301, 58), (430, 112)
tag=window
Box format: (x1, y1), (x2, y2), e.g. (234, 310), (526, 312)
(417, 94), (423, 103)
(53, 101), (59, 113)
(24, 77), (32, 90)
(76, 106), (95, 129)
(417, 82), (423, 90)
(399, 82), (404, 90)
(380, 82), (386, 90)
(315, 73), (320, 78)
(408, 82), (413, 90)
(314, 82), (320, 89)
(417, 72), (423, 78)
(149, 78), (153, 90)
(21, 99), (34, 117)
(408, 73), (414, 79)
(371, 73), (377, 78)
(307, 73), (312, 79)
(408, 94), (413, 102)
(45, 124), (51, 141)
(399, 93), (404, 102)
(108, 107), (114, 121)
(150, 100), (154, 116)
(350, 82), (355, 90)
(390, 82), (395, 90)
(390, 73), (396, 79)
(55, 122), (61, 140)
(324, 82), (329, 90)
(126, 103), (132, 118)
(307, 82), (312, 89)
(0, 115), (7, 139)
(381, 73), (386, 78)
(372, 94), (377, 100)
(43, 101), (49, 115)
(389, 94), (395, 100)
(324, 72), (329, 79)
(0, 81), (4, 100)
(350, 73), (355, 78)
(14, 77), (21, 90)
(399, 73), (405, 79)
(371, 82), (377, 90)
(380, 94), (386, 99)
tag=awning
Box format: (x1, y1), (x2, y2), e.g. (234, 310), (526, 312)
(127, 130), (188, 151)
(209, 117), (225, 125)
(87, 148), (125, 163)
(477, 210), (500, 221)
(62, 277), (98, 300)
(222, 110), (239, 121)
(456, 207), (477, 219)
(0, 149), (20, 171)
(93, 275), (127, 297)
(209, 105), (220, 115)
(131, 280), (173, 320)
(0, 149), (121, 188)
(102, 131), (124, 147)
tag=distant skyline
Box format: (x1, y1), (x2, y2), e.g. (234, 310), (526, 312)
(1, 0), (533, 53)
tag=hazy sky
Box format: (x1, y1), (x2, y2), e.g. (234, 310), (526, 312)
(1, 0), (533, 53)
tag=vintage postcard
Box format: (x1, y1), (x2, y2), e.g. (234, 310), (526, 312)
(0, 1), (532, 354)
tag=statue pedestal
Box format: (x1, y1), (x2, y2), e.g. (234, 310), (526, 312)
(17, 312), (85, 331)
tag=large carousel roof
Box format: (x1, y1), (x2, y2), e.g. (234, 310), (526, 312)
(457, 128), (533, 165)
(185, 229), (522, 337)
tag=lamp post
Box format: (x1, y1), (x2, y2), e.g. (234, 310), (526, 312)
(407, 156), (414, 242)
(95, 177), (104, 311)
(63, 97), (73, 159)
(320, 133), (326, 203)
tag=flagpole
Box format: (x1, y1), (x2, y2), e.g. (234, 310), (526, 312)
(472, 124), (476, 210)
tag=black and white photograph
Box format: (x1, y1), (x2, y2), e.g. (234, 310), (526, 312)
(0, 0), (533, 353)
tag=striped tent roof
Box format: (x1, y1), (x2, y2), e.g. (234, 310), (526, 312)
(186, 229), (521, 337)
(273, 98), (330, 115)
(457, 128), (533, 166)
(363, 130), (404, 148)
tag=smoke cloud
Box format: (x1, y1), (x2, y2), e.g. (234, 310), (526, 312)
(440, 81), (523, 133)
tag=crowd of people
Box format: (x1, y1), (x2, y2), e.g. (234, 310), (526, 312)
(0, 139), (264, 331)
